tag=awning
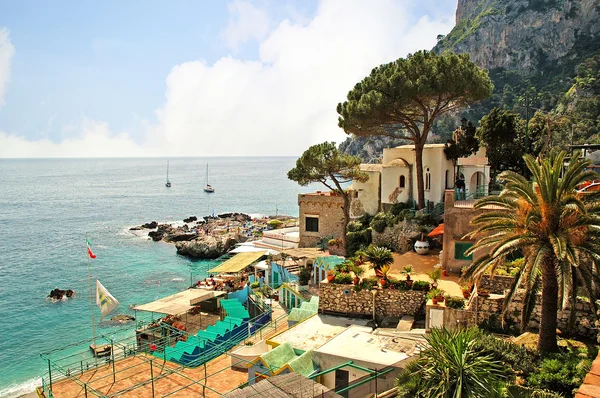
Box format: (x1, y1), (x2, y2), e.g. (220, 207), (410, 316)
(278, 248), (324, 260)
(133, 289), (226, 315)
(208, 251), (266, 274)
(229, 243), (279, 255)
(428, 223), (444, 237)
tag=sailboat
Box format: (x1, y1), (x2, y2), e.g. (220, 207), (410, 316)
(165, 161), (172, 187)
(204, 163), (215, 193)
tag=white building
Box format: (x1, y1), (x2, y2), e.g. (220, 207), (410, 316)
(351, 144), (490, 214)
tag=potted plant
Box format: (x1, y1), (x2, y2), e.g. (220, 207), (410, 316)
(326, 269), (335, 282)
(427, 268), (442, 289)
(401, 265), (414, 287)
(352, 264), (365, 285)
(378, 264), (391, 288)
(427, 288), (445, 304)
(414, 233), (430, 255)
(445, 296), (466, 310)
(461, 284), (471, 299)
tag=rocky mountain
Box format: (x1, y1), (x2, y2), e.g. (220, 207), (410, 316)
(340, 0), (600, 161)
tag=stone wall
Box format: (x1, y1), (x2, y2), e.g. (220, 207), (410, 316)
(479, 275), (516, 294)
(298, 192), (346, 249)
(319, 283), (427, 319)
(471, 292), (597, 338)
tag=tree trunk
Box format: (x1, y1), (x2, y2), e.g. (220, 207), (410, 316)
(340, 193), (350, 256)
(538, 260), (559, 353)
(414, 143), (425, 209)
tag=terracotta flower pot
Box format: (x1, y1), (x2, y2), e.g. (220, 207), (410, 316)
(353, 277), (360, 285)
(380, 279), (387, 288)
(432, 297), (440, 305)
(462, 291), (470, 299)
(327, 275), (335, 282)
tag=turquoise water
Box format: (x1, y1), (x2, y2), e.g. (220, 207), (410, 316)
(0, 157), (311, 397)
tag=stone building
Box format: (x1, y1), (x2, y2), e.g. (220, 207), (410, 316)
(298, 192), (346, 249)
(350, 144), (490, 214)
(441, 189), (502, 273)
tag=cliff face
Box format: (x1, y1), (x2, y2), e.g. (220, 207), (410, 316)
(435, 0), (600, 72)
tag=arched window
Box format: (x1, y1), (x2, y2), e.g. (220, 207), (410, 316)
(399, 175), (406, 188)
(425, 168), (431, 190)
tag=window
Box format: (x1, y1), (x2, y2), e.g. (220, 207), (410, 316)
(425, 168), (431, 190)
(305, 217), (319, 232)
(445, 169), (450, 189)
(454, 242), (473, 261)
(399, 175), (406, 188)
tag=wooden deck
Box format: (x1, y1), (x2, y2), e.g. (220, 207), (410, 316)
(46, 302), (290, 397)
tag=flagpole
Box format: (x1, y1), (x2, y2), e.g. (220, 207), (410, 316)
(86, 233), (97, 351)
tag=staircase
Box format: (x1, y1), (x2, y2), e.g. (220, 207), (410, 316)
(162, 299), (259, 366)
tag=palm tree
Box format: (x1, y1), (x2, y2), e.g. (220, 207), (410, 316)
(396, 328), (508, 397)
(464, 150), (600, 353)
(363, 245), (394, 278)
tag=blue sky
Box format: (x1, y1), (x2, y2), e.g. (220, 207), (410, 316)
(0, 0), (457, 157)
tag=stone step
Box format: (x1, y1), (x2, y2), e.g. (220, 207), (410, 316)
(396, 315), (415, 332)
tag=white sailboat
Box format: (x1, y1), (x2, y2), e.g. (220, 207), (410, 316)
(204, 163), (215, 193)
(165, 161), (172, 187)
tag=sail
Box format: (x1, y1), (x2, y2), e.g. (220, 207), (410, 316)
(96, 280), (120, 320)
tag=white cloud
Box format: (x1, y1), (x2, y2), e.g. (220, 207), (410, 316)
(0, 120), (158, 158)
(223, 0), (270, 51)
(0, 28), (15, 108)
(0, 0), (456, 158)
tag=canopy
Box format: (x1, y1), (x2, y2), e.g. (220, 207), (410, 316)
(278, 248), (323, 260)
(208, 251), (266, 274)
(428, 223), (444, 237)
(133, 289), (226, 315)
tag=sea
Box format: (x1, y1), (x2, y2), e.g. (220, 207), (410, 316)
(0, 157), (314, 397)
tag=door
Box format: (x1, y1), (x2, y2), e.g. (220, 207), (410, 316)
(430, 308), (444, 329)
(335, 369), (350, 398)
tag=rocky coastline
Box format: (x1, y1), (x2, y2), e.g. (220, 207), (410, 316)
(131, 212), (296, 259)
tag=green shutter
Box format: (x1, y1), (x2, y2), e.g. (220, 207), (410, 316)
(454, 242), (473, 261)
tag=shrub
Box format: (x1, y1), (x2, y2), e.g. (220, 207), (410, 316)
(333, 273), (353, 285)
(390, 201), (411, 216)
(250, 281), (260, 289)
(268, 219), (283, 229)
(298, 267), (311, 286)
(473, 332), (540, 377)
(346, 228), (372, 257)
(445, 296), (466, 309)
(358, 277), (378, 290)
(388, 278), (410, 291)
(346, 220), (363, 233)
(527, 353), (593, 397)
(412, 280), (431, 291)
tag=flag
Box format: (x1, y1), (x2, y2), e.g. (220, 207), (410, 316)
(86, 238), (97, 259)
(96, 280), (120, 320)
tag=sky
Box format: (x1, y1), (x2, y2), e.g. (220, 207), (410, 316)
(0, 0), (457, 158)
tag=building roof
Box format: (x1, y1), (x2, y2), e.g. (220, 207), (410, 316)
(132, 289), (226, 315)
(223, 372), (341, 398)
(394, 143), (446, 149)
(278, 248), (324, 260)
(359, 164), (383, 172)
(314, 326), (421, 367)
(208, 251), (266, 273)
(268, 314), (370, 352)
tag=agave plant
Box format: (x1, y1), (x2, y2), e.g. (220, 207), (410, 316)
(463, 150), (600, 353)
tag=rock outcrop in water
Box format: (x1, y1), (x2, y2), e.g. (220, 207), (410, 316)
(175, 236), (240, 259)
(136, 213), (296, 259)
(48, 288), (75, 300)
